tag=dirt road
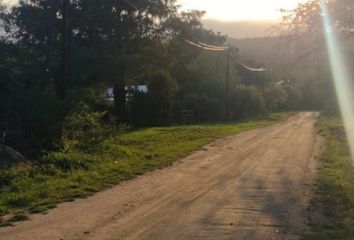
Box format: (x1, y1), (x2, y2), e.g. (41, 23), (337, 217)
(0, 112), (322, 240)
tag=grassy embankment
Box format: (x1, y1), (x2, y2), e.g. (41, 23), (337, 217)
(304, 116), (354, 239)
(0, 112), (292, 226)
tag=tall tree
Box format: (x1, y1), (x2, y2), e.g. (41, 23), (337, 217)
(69, 0), (177, 119)
(279, 0), (354, 113)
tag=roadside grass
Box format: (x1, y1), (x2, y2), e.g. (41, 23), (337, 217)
(0, 112), (292, 223)
(304, 116), (354, 240)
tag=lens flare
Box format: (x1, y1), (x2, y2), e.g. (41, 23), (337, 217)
(320, 0), (354, 161)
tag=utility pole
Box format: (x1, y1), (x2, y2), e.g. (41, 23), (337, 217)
(224, 44), (231, 121)
(58, 0), (69, 99)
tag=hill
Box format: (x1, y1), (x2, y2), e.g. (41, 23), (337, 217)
(228, 37), (278, 60)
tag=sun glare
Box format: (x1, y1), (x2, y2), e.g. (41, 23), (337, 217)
(179, 0), (307, 21)
(320, 0), (354, 161)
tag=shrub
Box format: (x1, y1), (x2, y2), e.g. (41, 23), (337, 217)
(63, 104), (106, 142)
(62, 102), (126, 147)
(230, 86), (267, 120)
(193, 96), (224, 122)
(130, 70), (174, 126)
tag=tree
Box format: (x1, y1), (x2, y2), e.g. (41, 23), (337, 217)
(278, 0), (354, 113)
(0, 0), (287, 154)
(80, 0), (176, 120)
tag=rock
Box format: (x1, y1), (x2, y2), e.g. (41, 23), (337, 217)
(0, 144), (28, 168)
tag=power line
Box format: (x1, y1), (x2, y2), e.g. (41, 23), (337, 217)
(276, 79), (290, 86)
(197, 42), (229, 50)
(230, 53), (266, 72)
(184, 40), (266, 72)
(184, 39), (228, 52)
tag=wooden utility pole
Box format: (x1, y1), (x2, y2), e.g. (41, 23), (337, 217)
(58, 0), (69, 99)
(224, 44), (231, 121)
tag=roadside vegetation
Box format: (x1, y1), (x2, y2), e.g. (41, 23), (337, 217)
(304, 116), (354, 240)
(0, 112), (291, 226)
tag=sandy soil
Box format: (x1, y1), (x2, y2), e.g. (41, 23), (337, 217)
(0, 112), (323, 240)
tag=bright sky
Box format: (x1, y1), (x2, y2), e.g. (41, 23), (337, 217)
(4, 0), (305, 22)
(179, 0), (307, 21)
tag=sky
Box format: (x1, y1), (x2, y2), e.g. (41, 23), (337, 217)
(201, 19), (277, 39)
(3, 0), (307, 38)
(178, 0), (308, 38)
(179, 0), (307, 21)
(5, 0), (306, 21)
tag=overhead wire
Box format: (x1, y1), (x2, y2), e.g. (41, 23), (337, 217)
(119, 3), (265, 74)
(276, 79), (290, 86)
(184, 39), (228, 52)
(197, 42), (229, 50)
(276, 80), (286, 86)
(184, 39), (266, 72)
(230, 52), (266, 72)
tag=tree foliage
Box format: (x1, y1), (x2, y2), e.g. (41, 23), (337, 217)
(277, 0), (354, 114)
(0, 0), (289, 156)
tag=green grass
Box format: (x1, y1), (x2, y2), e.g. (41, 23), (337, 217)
(0, 112), (292, 221)
(304, 116), (354, 240)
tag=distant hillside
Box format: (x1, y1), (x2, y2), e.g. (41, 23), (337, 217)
(228, 36), (291, 73)
(202, 19), (277, 39)
(228, 37), (279, 62)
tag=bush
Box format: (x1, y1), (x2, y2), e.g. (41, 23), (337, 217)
(264, 86), (287, 112)
(230, 86), (267, 120)
(130, 70), (174, 126)
(62, 102), (126, 147)
(0, 85), (115, 156)
(0, 88), (72, 155)
(130, 92), (156, 126)
(193, 96), (224, 122)
(63, 104), (106, 142)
